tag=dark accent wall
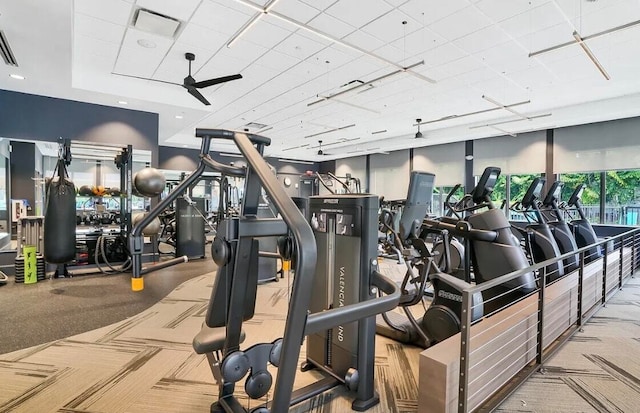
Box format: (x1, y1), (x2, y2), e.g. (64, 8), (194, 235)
(10, 141), (36, 215)
(0, 89), (159, 166)
(318, 160), (335, 174)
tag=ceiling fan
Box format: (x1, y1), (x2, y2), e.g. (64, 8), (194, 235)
(113, 52), (242, 106)
(415, 118), (424, 138)
(316, 140), (331, 156)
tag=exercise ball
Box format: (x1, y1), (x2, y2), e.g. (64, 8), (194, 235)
(132, 212), (161, 236)
(78, 185), (93, 197)
(134, 167), (165, 198)
(92, 185), (107, 196)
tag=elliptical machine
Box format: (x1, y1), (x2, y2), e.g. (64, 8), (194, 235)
(566, 184), (603, 263)
(511, 177), (565, 283)
(540, 181), (580, 272)
(378, 167), (537, 347)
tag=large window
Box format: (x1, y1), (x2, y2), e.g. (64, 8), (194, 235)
(605, 170), (640, 225)
(508, 174), (538, 221)
(433, 185), (465, 217)
(560, 172), (601, 224)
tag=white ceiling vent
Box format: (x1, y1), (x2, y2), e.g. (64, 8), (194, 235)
(0, 30), (18, 66)
(132, 8), (181, 38)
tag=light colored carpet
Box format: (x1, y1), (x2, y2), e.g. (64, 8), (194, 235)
(497, 276), (640, 413)
(0, 260), (422, 413)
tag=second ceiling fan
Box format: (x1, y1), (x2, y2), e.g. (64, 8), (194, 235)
(115, 52), (242, 106)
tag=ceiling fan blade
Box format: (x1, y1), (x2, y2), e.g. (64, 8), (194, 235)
(192, 74), (243, 89)
(111, 72), (182, 86)
(187, 87), (211, 106)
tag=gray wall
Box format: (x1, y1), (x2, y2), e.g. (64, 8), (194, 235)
(158, 146), (319, 197)
(0, 89), (159, 166)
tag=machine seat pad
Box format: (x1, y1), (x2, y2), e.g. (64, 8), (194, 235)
(192, 324), (246, 354)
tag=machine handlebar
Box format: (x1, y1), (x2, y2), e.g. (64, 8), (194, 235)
(423, 218), (498, 242)
(196, 128), (271, 146)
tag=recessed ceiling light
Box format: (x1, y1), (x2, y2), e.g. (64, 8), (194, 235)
(137, 39), (157, 48)
(9, 74), (24, 80)
(175, 114), (183, 119)
(118, 100), (128, 105)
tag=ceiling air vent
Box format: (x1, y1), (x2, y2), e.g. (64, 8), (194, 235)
(0, 30), (18, 66)
(132, 8), (181, 38)
(243, 122), (269, 131)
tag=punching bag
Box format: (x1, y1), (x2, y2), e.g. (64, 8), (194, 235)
(44, 159), (77, 263)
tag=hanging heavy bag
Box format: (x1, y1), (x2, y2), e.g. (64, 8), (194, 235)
(44, 159), (77, 263)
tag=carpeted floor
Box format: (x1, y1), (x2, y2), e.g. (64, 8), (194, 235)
(497, 276), (640, 412)
(1, 257), (638, 412)
(0, 257), (213, 354)
(0, 263), (422, 413)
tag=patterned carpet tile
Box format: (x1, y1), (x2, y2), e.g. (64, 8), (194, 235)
(498, 277), (640, 413)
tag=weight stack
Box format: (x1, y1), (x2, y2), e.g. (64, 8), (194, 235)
(14, 256), (46, 283)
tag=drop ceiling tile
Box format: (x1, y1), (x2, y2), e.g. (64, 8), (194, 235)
(399, 0), (469, 26)
(429, 7), (492, 41)
(506, 65), (556, 90)
(475, 41), (532, 73)
(498, 2), (569, 39)
(308, 12), (356, 39)
(536, 50), (604, 82)
(474, 0), (551, 23)
(240, 17), (295, 49)
(454, 67), (499, 85)
(274, 32), (328, 60)
(270, 0), (320, 23)
(372, 44), (405, 63)
(436, 55), (483, 77)
(361, 9), (422, 43)
(421, 43), (467, 66)
(390, 26), (446, 56)
(578, 0), (640, 37)
(75, 0), (132, 24)
(75, 34), (120, 63)
(553, 0), (623, 21)
(136, 0), (201, 22)
(217, 38), (269, 64)
(253, 49), (301, 71)
(209, 0), (255, 16)
(312, 45), (359, 69)
(197, 54), (254, 79)
(325, 0), (393, 29)
(177, 23), (228, 51)
(299, 0), (339, 12)
(74, 14), (125, 44)
(157, 46), (215, 77)
(518, 22), (576, 56)
(384, 0), (410, 7)
(453, 24), (512, 54)
(342, 29), (386, 52)
(190, 1), (251, 35)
